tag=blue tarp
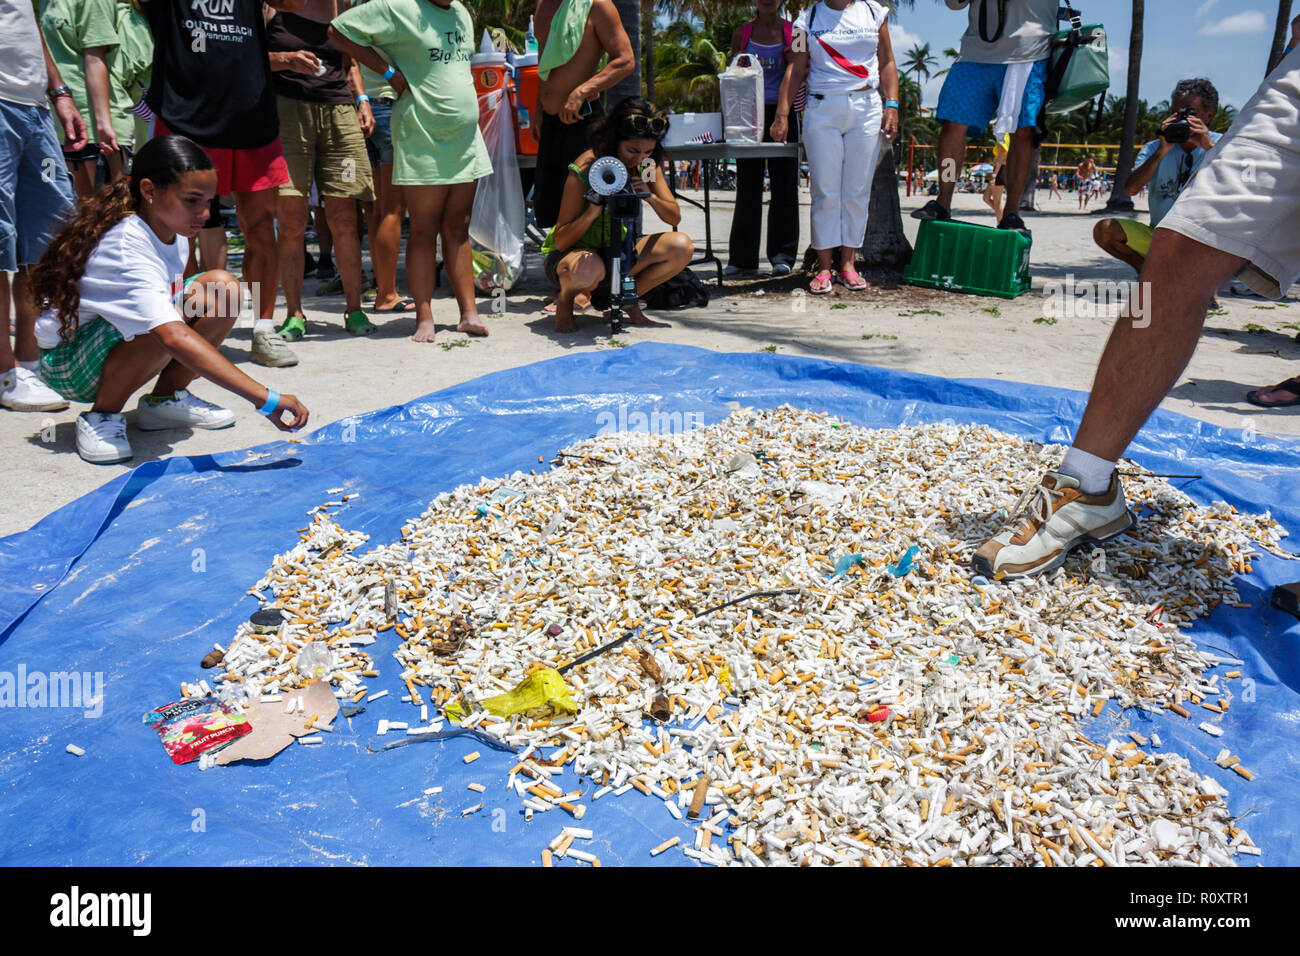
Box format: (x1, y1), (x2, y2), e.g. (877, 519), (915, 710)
(1, 343), (1296, 865)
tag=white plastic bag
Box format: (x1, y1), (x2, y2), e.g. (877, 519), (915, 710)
(718, 54), (764, 143)
(469, 87), (525, 290)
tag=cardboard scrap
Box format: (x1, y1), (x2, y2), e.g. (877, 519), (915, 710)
(214, 680), (340, 765)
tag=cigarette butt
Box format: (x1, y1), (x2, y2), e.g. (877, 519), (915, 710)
(1231, 765), (1255, 781)
(688, 774), (711, 819)
(66, 744), (85, 757)
(651, 836), (681, 856)
(542, 849), (553, 867)
(467, 782), (486, 793)
(1091, 699), (1106, 717)
(464, 751), (481, 764)
(1168, 703), (1190, 718)
(556, 833), (575, 856)
(559, 801), (586, 819)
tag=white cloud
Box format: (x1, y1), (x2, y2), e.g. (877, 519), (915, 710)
(1194, 0), (1220, 22)
(1196, 10), (1269, 36)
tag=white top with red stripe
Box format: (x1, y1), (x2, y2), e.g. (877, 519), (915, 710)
(794, 0), (887, 96)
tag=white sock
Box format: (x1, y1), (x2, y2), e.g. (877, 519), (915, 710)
(253, 318), (275, 333)
(18, 359), (38, 372)
(1059, 446), (1116, 495)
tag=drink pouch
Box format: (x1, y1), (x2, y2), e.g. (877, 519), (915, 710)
(143, 696), (252, 765)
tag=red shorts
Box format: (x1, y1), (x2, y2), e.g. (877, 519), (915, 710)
(153, 119), (289, 195)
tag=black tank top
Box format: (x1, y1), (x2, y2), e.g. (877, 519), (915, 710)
(266, 12), (352, 104)
(144, 0), (279, 149)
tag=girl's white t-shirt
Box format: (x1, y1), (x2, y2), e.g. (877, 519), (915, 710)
(36, 214), (190, 350)
(794, 0), (887, 96)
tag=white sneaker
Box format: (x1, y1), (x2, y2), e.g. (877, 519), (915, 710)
(76, 411), (132, 464)
(0, 366), (69, 412)
(136, 389), (236, 430)
(973, 471), (1135, 580)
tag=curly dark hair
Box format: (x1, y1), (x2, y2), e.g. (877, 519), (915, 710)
(1172, 78), (1219, 117)
(588, 96), (671, 163)
(29, 135), (213, 343)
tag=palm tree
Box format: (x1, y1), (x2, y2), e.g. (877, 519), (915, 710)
(654, 20), (727, 112)
(1268, 0), (1295, 75)
(1104, 0), (1143, 212)
(933, 47), (960, 79)
(898, 42), (937, 157)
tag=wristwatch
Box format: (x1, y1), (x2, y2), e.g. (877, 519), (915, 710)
(47, 85), (72, 103)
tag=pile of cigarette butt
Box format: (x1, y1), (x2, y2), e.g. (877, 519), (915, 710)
(210, 407), (1287, 865)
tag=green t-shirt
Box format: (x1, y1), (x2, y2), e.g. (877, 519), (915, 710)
(540, 162), (627, 257)
(332, 0), (491, 186)
(39, 0), (120, 145)
(108, 1), (153, 149)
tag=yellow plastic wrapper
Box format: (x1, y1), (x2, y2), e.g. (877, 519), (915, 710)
(718, 666), (733, 691)
(445, 668), (578, 722)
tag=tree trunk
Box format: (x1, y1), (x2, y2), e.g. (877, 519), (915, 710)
(1268, 0), (1295, 75)
(610, 0), (641, 104)
(642, 2), (655, 101)
(1105, 0), (1143, 212)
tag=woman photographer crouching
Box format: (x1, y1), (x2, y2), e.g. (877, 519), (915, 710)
(540, 98), (694, 333)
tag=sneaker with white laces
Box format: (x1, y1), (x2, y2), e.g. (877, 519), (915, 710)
(252, 329), (299, 367)
(972, 471), (1135, 580)
(76, 411), (132, 464)
(0, 366), (69, 412)
(136, 389), (236, 430)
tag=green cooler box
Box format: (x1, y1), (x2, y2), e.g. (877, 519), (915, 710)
(904, 219), (1033, 299)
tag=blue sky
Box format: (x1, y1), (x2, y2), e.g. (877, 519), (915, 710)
(887, 0), (1284, 114)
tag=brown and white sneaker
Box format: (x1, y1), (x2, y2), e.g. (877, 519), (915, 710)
(973, 471), (1135, 580)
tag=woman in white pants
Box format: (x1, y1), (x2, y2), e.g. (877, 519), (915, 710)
(772, 0), (898, 293)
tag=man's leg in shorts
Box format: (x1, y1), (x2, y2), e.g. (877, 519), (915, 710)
(323, 195), (363, 314)
(237, 188), (280, 322)
(1002, 126), (1036, 219)
(1073, 228), (1246, 462)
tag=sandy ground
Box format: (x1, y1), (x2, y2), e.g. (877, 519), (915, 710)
(3, 183), (1297, 539)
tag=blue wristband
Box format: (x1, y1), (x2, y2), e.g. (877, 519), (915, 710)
(884, 100), (899, 109)
(356, 93), (370, 106)
(382, 64), (396, 81)
(258, 389), (280, 417)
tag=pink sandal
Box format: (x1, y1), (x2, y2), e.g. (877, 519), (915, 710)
(837, 269), (868, 291)
(809, 270), (833, 295)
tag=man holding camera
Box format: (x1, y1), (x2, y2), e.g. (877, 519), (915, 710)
(1092, 79), (1220, 276)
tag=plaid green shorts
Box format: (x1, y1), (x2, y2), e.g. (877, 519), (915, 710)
(39, 317), (124, 404)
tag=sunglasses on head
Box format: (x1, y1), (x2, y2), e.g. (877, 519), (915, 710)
(619, 112), (668, 138)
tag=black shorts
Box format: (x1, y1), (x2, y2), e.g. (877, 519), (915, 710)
(533, 103), (603, 230)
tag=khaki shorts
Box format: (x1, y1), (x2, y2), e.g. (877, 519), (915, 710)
(277, 96), (374, 202)
(1159, 49), (1300, 299)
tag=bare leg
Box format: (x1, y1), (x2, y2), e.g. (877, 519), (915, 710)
(404, 184), (445, 342)
(93, 270), (242, 412)
(235, 188), (280, 322)
(0, 273), (14, 370)
(276, 194), (310, 320)
(554, 250), (604, 333)
(369, 163), (407, 310)
(1092, 219), (1146, 275)
(199, 225), (228, 272)
(1001, 127), (1034, 216)
(936, 122), (968, 212)
(627, 232), (694, 325)
(837, 245), (856, 275)
(323, 195), (364, 314)
(314, 201), (333, 270)
(67, 158), (95, 200)
(1072, 229), (1246, 462)
(11, 269), (40, 363)
(439, 180), (486, 336)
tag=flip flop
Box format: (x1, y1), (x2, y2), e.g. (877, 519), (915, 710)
(1272, 582), (1300, 621)
(809, 270), (833, 295)
(836, 269), (868, 291)
(372, 297), (415, 314)
(1246, 376), (1300, 408)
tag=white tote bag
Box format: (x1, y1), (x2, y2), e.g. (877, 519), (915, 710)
(718, 54), (764, 143)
